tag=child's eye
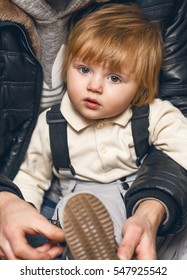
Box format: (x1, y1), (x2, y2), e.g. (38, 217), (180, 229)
(79, 66), (90, 74)
(108, 75), (122, 83)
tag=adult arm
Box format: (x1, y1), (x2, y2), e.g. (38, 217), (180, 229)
(125, 147), (187, 235)
(117, 147), (187, 260)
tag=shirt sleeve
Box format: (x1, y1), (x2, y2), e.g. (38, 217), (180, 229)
(149, 99), (187, 170)
(13, 109), (53, 211)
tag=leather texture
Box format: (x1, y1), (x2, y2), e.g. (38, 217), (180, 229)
(0, 22), (42, 179)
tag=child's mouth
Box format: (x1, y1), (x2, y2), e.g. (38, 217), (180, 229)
(83, 98), (101, 109)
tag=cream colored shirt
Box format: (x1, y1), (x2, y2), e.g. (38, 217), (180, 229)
(14, 93), (187, 210)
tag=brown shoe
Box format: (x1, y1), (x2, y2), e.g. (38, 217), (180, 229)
(63, 193), (118, 260)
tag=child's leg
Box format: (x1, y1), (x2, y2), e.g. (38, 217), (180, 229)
(52, 179), (127, 244)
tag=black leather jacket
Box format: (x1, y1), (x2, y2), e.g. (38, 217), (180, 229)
(0, 0), (187, 235)
(0, 21), (42, 179)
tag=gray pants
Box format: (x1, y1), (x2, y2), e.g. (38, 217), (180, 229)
(52, 178), (187, 260)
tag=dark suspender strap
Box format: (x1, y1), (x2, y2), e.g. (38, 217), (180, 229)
(131, 104), (150, 167)
(46, 104), (75, 175)
(47, 103), (149, 171)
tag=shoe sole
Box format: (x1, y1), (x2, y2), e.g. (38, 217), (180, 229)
(63, 193), (118, 260)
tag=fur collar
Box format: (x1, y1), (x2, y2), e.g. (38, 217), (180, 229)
(0, 0), (40, 58)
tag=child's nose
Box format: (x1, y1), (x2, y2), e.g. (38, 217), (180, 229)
(87, 75), (103, 94)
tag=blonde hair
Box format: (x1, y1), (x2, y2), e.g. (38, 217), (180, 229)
(63, 4), (163, 107)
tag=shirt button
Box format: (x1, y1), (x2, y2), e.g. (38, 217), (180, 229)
(121, 182), (129, 190)
(96, 123), (104, 129)
(100, 145), (107, 154)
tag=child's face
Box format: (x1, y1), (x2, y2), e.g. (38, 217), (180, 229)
(66, 59), (138, 120)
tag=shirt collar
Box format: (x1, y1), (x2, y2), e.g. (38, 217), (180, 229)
(61, 92), (133, 131)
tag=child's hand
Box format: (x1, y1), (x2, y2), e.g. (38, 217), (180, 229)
(0, 192), (64, 259)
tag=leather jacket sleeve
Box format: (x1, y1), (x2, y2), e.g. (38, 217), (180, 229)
(0, 175), (24, 199)
(125, 147), (187, 235)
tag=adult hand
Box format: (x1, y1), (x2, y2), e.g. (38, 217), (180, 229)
(0, 192), (64, 260)
(117, 200), (165, 260)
